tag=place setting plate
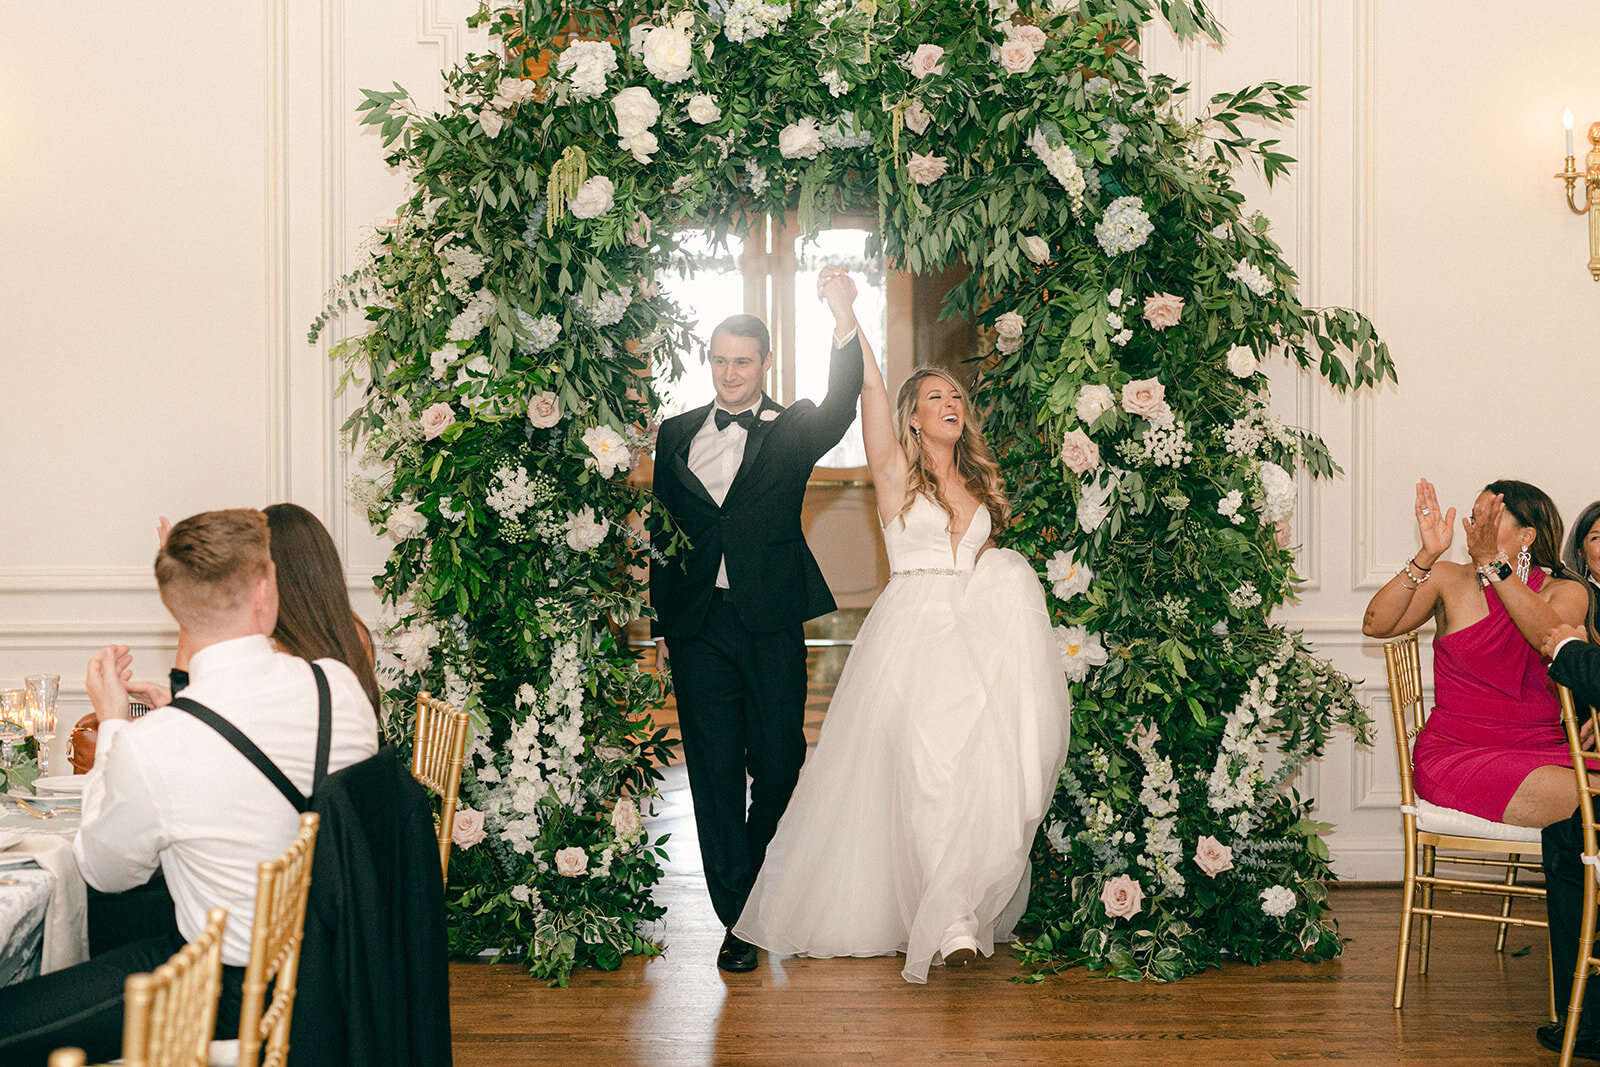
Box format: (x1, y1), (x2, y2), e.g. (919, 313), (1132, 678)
(31, 776), (85, 797)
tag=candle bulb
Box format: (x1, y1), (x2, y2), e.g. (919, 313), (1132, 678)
(1565, 108), (1576, 159)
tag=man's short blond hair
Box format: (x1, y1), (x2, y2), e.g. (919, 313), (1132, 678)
(155, 509), (271, 630)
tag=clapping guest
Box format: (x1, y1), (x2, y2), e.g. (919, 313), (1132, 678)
(1563, 500), (1600, 642)
(0, 509), (379, 1065)
(1362, 479), (1589, 827)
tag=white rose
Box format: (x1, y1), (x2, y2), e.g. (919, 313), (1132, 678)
(642, 25), (694, 83)
(478, 109), (505, 139)
(419, 402), (455, 440)
(620, 129), (659, 164)
(611, 799), (642, 839)
(565, 506), (612, 552)
(611, 86), (660, 137)
(994, 311), (1025, 340)
(1225, 345), (1258, 378)
(686, 93), (722, 124)
(778, 117), (824, 160)
(1074, 384), (1115, 424)
(903, 99), (932, 135)
(568, 176), (615, 219)
(527, 391), (562, 429)
(1022, 235), (1050, 264)
(386, 503), (427, 543)
(554, 846), (589, 877)
(906, 152), (948, 185)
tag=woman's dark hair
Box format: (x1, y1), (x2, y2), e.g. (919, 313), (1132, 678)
(1564, 499), (1600, 643)
(1485, 481), (1568, 580)
(264, 503), (381, 712)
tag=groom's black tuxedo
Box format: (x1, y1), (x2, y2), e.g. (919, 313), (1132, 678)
(649, 333), (864, 930)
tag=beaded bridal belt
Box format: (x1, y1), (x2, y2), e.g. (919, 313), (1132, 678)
(889, 567), (966, 579)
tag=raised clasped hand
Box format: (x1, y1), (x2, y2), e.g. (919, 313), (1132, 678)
(1414, 478), (1455, 561)
(816, 267), (858, 330)
(1464, 492), (1505, 568)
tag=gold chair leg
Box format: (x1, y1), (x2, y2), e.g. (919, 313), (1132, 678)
(1566, 872), (1600, 1065)
(1419, 845), (1436, 976)
(1395, 840), (1420, 1009)
(1551, 943), (1560, 1025)
(1496, 853), (1519, 953)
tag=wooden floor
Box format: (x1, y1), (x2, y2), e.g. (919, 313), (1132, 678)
(448, 651), (1559, 1064)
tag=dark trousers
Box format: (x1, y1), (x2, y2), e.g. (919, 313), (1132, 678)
(0, 874), (245, 1065)
(667, 599), (808, 928)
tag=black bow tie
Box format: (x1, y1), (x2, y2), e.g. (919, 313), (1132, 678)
(715, 408), (757, 432)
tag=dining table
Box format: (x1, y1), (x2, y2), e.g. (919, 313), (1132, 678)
(0, 798), (87, 985)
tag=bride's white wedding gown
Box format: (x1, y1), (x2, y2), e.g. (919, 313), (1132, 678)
(733, 493), (1072, 982)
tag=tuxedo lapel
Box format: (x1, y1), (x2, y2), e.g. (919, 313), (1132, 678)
(725, 396), (785, 505)
(669, 404), (716, 507)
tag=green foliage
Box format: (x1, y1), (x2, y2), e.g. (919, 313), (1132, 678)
(326, 0), (1392, 985)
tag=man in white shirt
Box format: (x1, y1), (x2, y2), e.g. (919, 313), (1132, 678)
(0, 508), (378, 1064)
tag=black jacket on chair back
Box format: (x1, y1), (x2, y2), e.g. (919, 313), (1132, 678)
(650, 333), (866, 638)
(289, 748), (452, 1067)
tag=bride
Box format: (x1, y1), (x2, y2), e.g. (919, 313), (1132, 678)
(733, 268), (1072, 982)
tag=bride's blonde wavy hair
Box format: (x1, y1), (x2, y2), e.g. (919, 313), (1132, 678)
(893, 367), (1011, 534)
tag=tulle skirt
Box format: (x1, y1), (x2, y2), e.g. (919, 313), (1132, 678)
(733, 548), (1072, 982)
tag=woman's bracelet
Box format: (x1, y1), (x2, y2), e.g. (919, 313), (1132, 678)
(1397, 565), (1422, 591)
(1408, 556), (1432, 575)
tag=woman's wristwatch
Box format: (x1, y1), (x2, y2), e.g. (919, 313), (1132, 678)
(1477, 559), (1513, 583)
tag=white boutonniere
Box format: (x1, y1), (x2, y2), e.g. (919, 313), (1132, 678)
(759, 409), (779, 422)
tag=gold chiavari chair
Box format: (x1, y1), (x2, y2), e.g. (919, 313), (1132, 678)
(47, 1047), (87, 1066)
(1385, 633), (1554, 1016)
(93, 906), (229, 1067)
(1557, 681), (1600, 1065)
(414, 691), (470, 887)
(233, 813), (320, 1067)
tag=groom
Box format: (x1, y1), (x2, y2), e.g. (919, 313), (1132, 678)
(651, 271), (864, 972)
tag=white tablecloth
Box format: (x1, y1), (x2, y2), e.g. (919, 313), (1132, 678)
(0, 865), (55, 985)
(0, 806), (85, 972)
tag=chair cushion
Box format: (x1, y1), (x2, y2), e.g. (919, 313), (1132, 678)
(1414, 797), (1544, 843)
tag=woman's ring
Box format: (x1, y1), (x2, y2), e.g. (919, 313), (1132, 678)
(1421, 508), (1431, 516)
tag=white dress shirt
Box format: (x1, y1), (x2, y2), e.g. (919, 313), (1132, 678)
(74, 634), (379, 965)
(688, 404), (754, 588)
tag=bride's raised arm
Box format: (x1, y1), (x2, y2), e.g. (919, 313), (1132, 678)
(818, 269), (907, 521)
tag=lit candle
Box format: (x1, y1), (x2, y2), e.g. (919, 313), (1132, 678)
(1565, 108), (1576, 158)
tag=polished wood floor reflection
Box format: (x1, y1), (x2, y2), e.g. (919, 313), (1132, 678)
(449, 752), (1559, 1065)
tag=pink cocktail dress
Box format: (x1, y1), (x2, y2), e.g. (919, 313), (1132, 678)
(1412, 569), (1571, 822)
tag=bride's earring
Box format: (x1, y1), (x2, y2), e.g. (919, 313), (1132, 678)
(1516, 543), (1532, 583)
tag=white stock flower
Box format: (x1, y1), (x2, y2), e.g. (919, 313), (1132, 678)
(565, 506), (612, 551)
(778, 117), (824, 159)
(1225, 345), (1258, 378)
(642, 25), (694, 83)
(517, 311), (561, 355)
(429, 343), (465, 378)
(686, 93), (722, 124)
(1046, 550), (1093, 601)
(1228, 258), (1274, 296)
(582, 424), (632, 477)
(723, 0), (791, 42)
(568, 176), (615, 219)
(1055, 625), (1107, 682)
(1074, 384), (1115, 424)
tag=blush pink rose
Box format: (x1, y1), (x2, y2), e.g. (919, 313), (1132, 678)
(903, 99), (932, 135)
(1142, 291), (1185, 330)
(1101, 874), (1144, 920)
(1274, 518), (1293, 549)
(1193, 835), (1234, 877)
(1009, 24), (1047, 50)
(419, 402), (456, 440)
(554, 846), (589, 877)
(527, 390), (562, 429)
(910, 43), (945, 78)
(906, 152), (949, 185)
(625, 209), (653, 248)
(1121, 377), (1166, 417)
(452, 807), (486, 849)
(1059, 428), (1100, 474)
(998, 40), (1037, 74)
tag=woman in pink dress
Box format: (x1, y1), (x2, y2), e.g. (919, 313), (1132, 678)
(1363, 479), (1591, 826)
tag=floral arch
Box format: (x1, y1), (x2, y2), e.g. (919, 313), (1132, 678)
(326, 0), (1395, 985)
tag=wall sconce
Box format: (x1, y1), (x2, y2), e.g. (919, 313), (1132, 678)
(1556, 109), (1600, 281)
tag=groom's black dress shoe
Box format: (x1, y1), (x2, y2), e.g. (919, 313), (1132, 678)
(718, 931), (758, 973)
(1537, 1021), (1600, 1061)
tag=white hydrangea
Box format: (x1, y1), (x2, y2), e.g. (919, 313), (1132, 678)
(555, 40), (618, 100)
(1025, 129), (1086, 215)
(1046, 550), (1093, 602)
(446, 288), (499, 342)
(818, 114), (872, 149)
(1257, 461), (1296, 522)
(723, 0), (790, 42)
(485, 466), (541, 522)
(1055, 625), (1107, 682)
(516, 310), (561, 355)
(1227, 257), (1274, 297)
(1075, 383), (1115, 425)
(1217, 489), (1245, 525)
(585, 289), (631, 327)
(1261, 885), (1297, 918)
(1095, 195), (1154, 256)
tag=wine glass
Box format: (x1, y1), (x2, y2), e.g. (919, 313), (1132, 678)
(24, 675), (58, 777)
(0, 689), (26, 774)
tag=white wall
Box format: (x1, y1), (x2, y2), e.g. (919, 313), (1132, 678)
(3, 1), (1597, 877)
